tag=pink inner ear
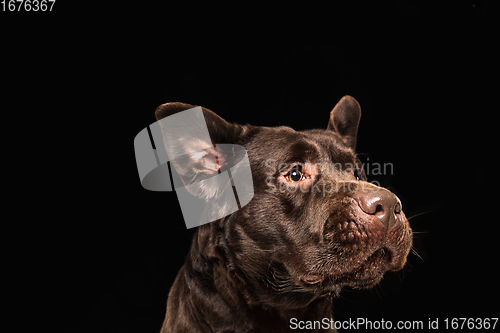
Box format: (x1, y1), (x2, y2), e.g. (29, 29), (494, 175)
(200, 146), (225, 173)
(187, 139), (224, 173)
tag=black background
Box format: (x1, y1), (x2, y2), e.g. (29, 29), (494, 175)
(4, 2), (498, 332)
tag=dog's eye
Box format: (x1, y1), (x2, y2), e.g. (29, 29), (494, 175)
(287, 166), (305, 182)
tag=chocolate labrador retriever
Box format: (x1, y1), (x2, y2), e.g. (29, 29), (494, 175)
(156, 96), (412, 332)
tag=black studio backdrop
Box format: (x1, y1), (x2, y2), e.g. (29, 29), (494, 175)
(78, 43), (494, 332)
(19, 5), (494, 333)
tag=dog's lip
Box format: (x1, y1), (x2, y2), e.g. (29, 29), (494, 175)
(300, 275), (325, 285)
(303, 247), (392, 285)
(298, 246), (399, 289)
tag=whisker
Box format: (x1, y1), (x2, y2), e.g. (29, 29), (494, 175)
(411, 246), (424, 261)
(407, 210), (434, 221)
(398, 270), (404, 282)
(405, 262), (413, 269)
(374, 284), (384, 300)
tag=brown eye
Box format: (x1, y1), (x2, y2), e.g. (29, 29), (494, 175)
(287, 166), (304, 182)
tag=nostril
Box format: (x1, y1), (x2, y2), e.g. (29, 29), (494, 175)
(394, 201), (402, 214)
(374, 204), (384, 216)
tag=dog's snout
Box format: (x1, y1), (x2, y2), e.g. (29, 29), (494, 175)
(355, 189), (402, 229)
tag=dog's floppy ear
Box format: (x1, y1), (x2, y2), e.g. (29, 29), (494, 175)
(154, 102), (244, 199)
(155, 102), (196, 121)
(327, 95), (361, 150)
(155, 102), (241, 146)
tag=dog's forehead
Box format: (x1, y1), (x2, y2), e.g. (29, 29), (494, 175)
(301, 129), (356, 164)
(301, 130), (356, 163)
(252, 126), (356, 165)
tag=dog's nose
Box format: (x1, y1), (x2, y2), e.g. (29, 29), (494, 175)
(355, 189), (402, 229)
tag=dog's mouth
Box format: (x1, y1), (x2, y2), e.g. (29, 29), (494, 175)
(300, 247), (393, 288)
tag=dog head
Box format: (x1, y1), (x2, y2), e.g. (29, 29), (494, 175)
(156, 96), (412, 308)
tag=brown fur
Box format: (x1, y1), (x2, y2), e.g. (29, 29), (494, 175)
(157, 96), (412, 332)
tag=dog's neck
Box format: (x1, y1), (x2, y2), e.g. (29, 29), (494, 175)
(178, 220), (335, 332)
